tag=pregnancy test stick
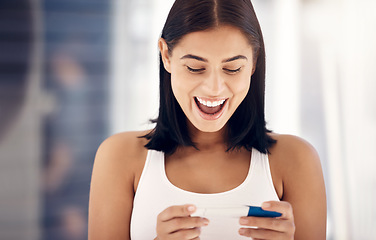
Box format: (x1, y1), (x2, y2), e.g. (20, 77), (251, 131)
(191, 206), (282, 218)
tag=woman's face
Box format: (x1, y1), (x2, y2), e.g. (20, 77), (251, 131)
(160, 25), (255, 133)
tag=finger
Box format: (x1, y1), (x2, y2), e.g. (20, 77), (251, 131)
(170, 227), (201, 240)
(239, 216), (291, 232)
(165, 216), (209, 234)
(239, 227), (281, 239)
(158, 204), (196, 222)
(261, 201), (294, 220)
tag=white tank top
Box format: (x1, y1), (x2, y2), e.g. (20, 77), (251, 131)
(130, 149), (280, 239)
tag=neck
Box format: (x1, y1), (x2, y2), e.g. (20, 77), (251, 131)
(187, 121), (228, 152)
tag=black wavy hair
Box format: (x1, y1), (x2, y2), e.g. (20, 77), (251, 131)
(142, 0), (276, 154)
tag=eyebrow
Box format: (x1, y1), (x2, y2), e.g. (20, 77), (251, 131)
(223, 55), (248, 63)
(180, 54), (248, 63)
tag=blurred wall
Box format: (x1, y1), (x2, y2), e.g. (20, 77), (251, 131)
(41, 1), (109, 240)
(109, 0), (170, 133)
(0, 0), (42, 239)
(0, 0), (110, 240)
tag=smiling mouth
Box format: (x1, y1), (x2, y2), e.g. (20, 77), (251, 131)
(194, 97), (228, 115)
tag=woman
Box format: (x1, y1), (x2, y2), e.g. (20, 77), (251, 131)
(88, 0), (326, 239)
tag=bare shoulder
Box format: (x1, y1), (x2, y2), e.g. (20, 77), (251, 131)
(268, 133), (321, 173)
(267, 133), (320, 199)
(95, 130), (150, 166)
(93, 130), (151, 188)
(268, 133), (327, 240)
(267, 133), (323, 194)
(88, 130), (150, 239)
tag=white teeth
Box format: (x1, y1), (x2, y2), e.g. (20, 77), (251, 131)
(196, 97), (226, 107)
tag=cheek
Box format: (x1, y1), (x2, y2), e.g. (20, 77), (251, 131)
(170, 65), (201, 97)
(170, 72), (194, 104)
(170, 68), (182, 98)
(170, 76), (181, 104)
(230, 76), (251, 99)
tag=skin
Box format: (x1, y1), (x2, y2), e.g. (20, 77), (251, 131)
(164, 26), (254, 133)
(88, 25), (327, 240)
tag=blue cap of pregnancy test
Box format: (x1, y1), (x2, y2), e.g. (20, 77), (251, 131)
(247, 206), (282, 218)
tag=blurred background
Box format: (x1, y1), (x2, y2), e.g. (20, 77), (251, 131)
(0, 0), (375, 239)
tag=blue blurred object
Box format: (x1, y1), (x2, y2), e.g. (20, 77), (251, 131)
(42, 1), (110, 239)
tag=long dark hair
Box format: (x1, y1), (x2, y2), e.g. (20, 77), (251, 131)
(142, 0), (276, 154)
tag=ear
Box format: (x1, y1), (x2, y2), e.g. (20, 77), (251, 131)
(251, 66), (256, 76)
(159, 38), (171, 73)
(251, 61), (257, 76)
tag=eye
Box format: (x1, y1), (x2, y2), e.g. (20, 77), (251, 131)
(223, 67), (241, 74)
(187, 66), (205, 73)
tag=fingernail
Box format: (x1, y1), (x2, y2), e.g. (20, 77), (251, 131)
(187, 205), (196, 212)
(239, 228), (246, 235)
(239, 217), (248, 224)
(202, 218), (209, 225)
(262, 202), (271, 209)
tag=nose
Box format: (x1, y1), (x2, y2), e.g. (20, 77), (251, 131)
(202, 70), (225, 96)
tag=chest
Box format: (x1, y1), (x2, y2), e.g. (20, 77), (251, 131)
(131, 149), (281, 240)
(165, 151), (251, 194)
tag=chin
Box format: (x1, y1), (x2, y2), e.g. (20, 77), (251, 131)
(190, 120), (227, 133)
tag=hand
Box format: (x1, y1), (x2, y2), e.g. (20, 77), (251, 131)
(155, 204), (209, 240)
(238, 201), (295, 239)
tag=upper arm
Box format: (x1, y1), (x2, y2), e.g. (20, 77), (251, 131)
(88, 132), (147, 240)
(271, 135), (327, 240)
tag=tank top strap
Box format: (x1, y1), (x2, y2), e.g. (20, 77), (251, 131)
(135, 149), (164, 195)
(249, 149), (279, 201)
